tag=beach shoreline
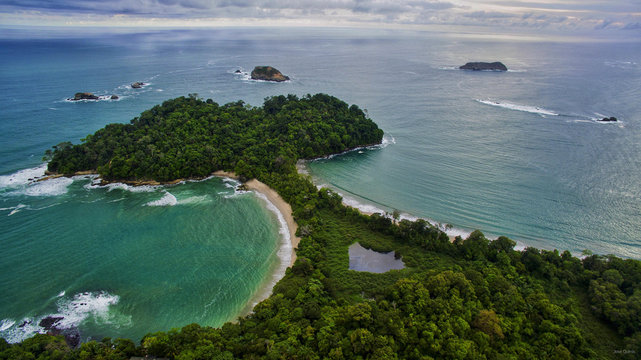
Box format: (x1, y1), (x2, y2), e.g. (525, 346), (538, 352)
(296, 161), (460, 242)
(212, 171), (301, 318)
(33, 168), (301, 323)
(212, 170), (300, 266)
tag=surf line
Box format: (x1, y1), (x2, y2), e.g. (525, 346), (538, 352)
(212, 171), (300, 318)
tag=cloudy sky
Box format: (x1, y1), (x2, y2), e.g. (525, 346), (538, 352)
(1, 0), (639, 35)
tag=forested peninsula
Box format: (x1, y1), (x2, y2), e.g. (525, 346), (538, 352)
(3, 94), (640, 359)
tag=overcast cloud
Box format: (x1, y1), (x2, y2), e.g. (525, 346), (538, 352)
(1, 0), (639, 34)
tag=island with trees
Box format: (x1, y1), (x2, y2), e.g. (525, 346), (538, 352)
(2, 94), (640, 359)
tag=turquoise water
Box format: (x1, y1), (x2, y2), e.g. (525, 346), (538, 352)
(303, 37), (641, 258)
(1, 27), (640, 343)
(0, 173), (284, 342)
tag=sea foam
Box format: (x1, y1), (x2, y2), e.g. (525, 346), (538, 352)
(0, 291), (128, 344)
(0, 164), (77, 197)
(222, 177), (250, 198)
(85, 181), (159, 193)
(335, 190), (473, 241)
(0, 164), (48, 188)
(249, 191), (292, 307)
(476, 99), (559, 116)
(22, 177), (74, 197)
(0, 319), (15, 332)
(145, 191), (178, 206)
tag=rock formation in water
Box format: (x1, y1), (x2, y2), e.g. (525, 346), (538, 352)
(598, 116), (617, 122)
(69, 92), (100, 101)
(459, 62), (508, 71)
(131, 82), (145, 89)
(250, 66), (289, 82)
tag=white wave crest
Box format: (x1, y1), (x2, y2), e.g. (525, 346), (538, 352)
(249, 191), (292, 307)
(231, 68), (252, 81)
(379, 134), (396, 148)
(0, 319), (15, 332)
(340, 192), (472, 240)
(0, 164), (48, 188)
(22, 177), (74, 197)
(64, 95), (118, 103)
(0, 291), (129, 344)
(7, 204), (29, 216)
(342, 195), (387, 215)
(85, 181), (158, 193)
(476, 99), (558, 116)
(221, 178), (250, 198)
(55, 291), (124, 329)
(145, 192), (177, 206)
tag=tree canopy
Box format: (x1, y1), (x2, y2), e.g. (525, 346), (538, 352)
(47, 93), (383, 182)
(4, 94), (640, 359)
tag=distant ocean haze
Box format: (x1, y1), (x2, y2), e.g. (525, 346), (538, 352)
(0, 27), (640, 342)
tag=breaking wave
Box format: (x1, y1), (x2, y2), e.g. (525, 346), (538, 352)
(145, 191), (178, 206)
(0, 291), (130, 344)
(476, 99), (559, 116)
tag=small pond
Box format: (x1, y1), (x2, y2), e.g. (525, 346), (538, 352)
(348, 243), (405, 273)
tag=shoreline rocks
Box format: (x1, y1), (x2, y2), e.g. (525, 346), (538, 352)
(460, 62), (508, 71)
(131, 82), (145, 89)
(250, 66), (289, 82)
(38, 316), (81, 348)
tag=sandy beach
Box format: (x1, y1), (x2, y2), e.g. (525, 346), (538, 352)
(244, 179), (300, 266)
(212, 170), (300, 266)
(295, 162), (458, 242)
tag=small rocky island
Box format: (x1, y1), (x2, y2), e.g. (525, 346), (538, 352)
(131, 82), (145, 89)
(250, 66), (289, 82)
(460, 62), (508, 71)
(68, 92), (118, 101)
(598, 116), (617, 122)
(67, 92), (119, 101)
(69, 92), (99, 101)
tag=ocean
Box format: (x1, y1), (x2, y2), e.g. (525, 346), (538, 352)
(1, 26), (640, 342)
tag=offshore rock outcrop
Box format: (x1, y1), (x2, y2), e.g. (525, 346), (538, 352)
(250, 66), (289, 82)
(460, 62), (508, 71)
(598, 116), (617, 122)
(69, 92), (100, 101)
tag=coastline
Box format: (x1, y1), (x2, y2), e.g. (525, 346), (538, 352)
(22, 167), (301, 327)
(213, 170), (300, 266)
(297, 160), (461, 242)
(244, 179), (300, 265)
(211, 171), (300, 318)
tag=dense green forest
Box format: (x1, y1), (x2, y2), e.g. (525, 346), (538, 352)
(46, 93), (383, 181)
(3, 94), (640, 359)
